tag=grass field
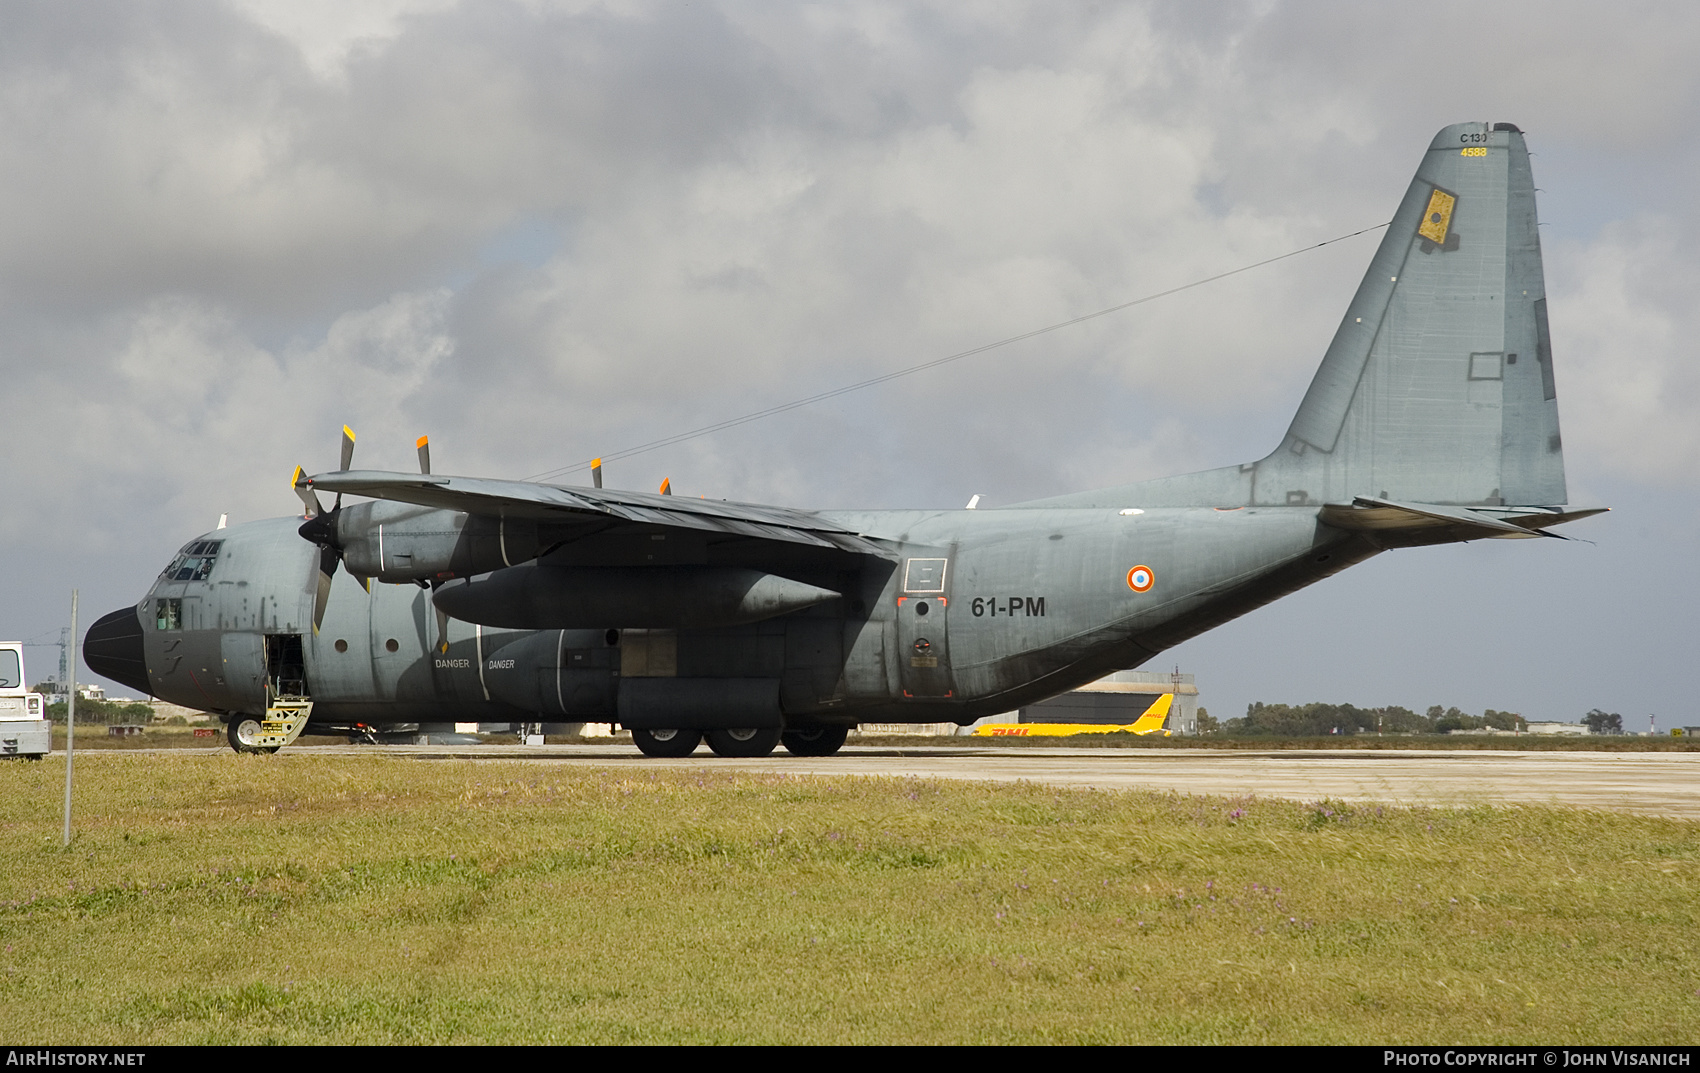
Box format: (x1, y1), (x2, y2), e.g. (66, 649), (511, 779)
(2, 753), (1696, 1044)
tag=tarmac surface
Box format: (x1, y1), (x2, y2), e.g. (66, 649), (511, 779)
(272, 743), (1700, 819)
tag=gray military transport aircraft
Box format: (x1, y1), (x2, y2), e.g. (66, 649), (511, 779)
(83, 122), (1602, 758)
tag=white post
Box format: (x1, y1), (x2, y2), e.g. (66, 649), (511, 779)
(62, 590), (77, 847)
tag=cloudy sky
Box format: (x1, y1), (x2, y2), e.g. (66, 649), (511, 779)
(5, 1), (1696, 725)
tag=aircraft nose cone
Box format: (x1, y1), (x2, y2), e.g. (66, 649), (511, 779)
(84, 606), (151, 696)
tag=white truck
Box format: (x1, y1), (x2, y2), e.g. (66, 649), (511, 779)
(0, 642), (49, 759)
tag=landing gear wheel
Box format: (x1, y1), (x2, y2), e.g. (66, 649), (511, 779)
(781, 725), (849, 757)
(227, 717), (276, 755)
(632, 727), (702, 758)
(706, 726), (781, 758)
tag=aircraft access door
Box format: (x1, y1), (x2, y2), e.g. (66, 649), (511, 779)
(895, 556), (955, 699)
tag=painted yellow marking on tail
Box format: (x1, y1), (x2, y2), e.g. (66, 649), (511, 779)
(1418, 187), (1456, 244)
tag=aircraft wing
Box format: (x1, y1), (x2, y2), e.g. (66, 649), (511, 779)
(305, 470), (887, 555)
(1318, 496), (1606, 539)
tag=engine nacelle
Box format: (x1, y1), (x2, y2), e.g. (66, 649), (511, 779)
(336, 501), (545, 583)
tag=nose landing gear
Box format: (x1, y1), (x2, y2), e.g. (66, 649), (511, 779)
(226, 699), (313, 755)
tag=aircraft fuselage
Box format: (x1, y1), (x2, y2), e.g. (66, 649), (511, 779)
(93, 504), (1364, 731)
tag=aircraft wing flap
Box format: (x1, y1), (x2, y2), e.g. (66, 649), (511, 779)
(1320, 496), (1564, 538)
(307, 470), (884, 553)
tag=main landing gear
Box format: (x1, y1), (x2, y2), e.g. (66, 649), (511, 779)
(631, 727), (703, 758)
(629, 725), (850, 758)
(706, 727), (782, 758)
(781, 725), (849, 757)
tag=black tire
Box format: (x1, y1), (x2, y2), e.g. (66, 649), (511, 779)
(631, 727), (702, 758)
(706, 726), (781, 758)
(781, 725), (850, 757)
(226, 717), (276, 755)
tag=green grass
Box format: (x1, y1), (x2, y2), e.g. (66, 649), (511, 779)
(1, 754), (1696, 1044)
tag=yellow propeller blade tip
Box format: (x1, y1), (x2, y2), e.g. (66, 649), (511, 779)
(417, 435), (429, 449)
(291, 465), (304, 487)
(343, 425), (356, 441)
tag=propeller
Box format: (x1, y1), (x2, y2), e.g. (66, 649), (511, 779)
(294, 427), (446, 637)
(293, 425), (362, 633)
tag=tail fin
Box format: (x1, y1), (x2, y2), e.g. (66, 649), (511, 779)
(1128, 692), (1173, 735)
(1031, 122), (1567, 510)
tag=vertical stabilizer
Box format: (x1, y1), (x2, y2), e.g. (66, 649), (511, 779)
(1268, 121), (1565, 507)
(1025, 122), (1567, 510)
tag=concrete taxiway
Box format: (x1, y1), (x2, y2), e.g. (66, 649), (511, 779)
(285, 743), (1700, 819)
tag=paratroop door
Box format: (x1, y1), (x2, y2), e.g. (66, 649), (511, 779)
(895, 556), (954, 699)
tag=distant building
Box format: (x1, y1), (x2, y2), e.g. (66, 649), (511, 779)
(1524, 721), (1590, 736)
(146, 700), (213, 723)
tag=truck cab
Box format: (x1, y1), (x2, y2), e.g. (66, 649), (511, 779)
(0, 643), (49, 759)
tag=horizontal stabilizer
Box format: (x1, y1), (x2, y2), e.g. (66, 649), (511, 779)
(1319, 496), (1593, 539)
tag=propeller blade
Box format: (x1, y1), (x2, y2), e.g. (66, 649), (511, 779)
(435, 606), (450, 654)
(292, 466), (324, 518)
(340, 425), (356, 471)
(659, 477), (671, 496)
(591, 457), (603, 489)
(417, 434), (431, 475)
(311, 543), (339, 633)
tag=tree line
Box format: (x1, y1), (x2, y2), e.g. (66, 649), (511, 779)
(1195, 703), (1628, 736)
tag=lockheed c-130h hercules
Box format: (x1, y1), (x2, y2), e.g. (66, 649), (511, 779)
(82, 122), (1602, 758)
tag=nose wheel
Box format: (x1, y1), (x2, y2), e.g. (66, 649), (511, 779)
(226, 699), (312, 754)
(227, 716), (277, 755)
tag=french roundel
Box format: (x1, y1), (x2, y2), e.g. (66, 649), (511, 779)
(1126, 565), (1154, 593)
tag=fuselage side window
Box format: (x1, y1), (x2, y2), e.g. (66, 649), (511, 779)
(156, 598), (182, 631)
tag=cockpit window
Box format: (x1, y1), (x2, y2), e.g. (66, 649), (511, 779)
(156, 599), (182, 631)
(0, 650), (19, 689)
(161, 540), (223, 582)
